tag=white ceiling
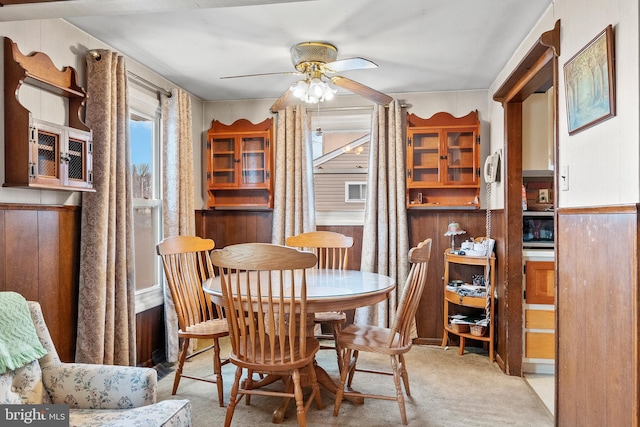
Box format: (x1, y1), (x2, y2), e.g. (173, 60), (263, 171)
(0, 0), (552, 102)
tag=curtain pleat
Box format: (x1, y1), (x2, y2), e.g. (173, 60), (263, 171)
(358, 100), (409, 328)
(272, 105), (316, 244)
(161, 88), (196, 363)
(76, 50), (135, 365)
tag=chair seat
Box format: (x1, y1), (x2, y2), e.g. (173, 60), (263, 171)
(180, 318), (228, 337)
(339, 324), (409, 355)
(231, 337), (320, 370)
(313, 311), (346, 324)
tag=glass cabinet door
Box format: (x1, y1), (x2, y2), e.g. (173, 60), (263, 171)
(240, 135), (267, 185)
(210, 136), (236, 186)
(408, 131), (440, 184)
(444, 128), (478, 185)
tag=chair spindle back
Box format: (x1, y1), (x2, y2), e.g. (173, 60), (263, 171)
(286, 231), (354, 270)
(389, 238), (432, 348)
(157, 236), (223, 331)
(210, 243), (318, 366)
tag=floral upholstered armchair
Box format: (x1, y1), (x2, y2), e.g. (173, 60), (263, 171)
(0, 298), (191, 427)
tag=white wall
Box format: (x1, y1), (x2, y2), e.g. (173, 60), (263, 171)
(489, 0), (640, 209)
(0, 18), (205, 207)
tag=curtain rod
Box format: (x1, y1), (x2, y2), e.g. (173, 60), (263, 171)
(87, 50), (172, 98)
(127, 72), (172, 98)
(305, 103), (408, 113)
(305, 106), (373, 113)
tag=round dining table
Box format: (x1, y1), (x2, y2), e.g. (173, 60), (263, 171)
(202, 268), (396, 423)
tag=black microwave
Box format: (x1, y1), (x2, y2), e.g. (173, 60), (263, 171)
(523, 211), (554, 248)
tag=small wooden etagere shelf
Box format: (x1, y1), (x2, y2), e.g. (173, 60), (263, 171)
(441, 249), (495, 362)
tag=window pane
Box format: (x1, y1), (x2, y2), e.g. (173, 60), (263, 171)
(134, 205), (160, 290)
(130, 112), (161, 293)
(348, 185), (361, 200)
(130, 119), (153, 199)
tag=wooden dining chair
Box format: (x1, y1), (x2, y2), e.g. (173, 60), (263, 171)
(285, 231), (354, 369)
(332, 238), (432, 425)
(210, 243), (322, 427)
(156, 235), (230, 407)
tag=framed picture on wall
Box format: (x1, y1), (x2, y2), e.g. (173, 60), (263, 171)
(563, 24), (616, 135)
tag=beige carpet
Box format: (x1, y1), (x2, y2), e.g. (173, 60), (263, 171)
(157, 339), (553, 426)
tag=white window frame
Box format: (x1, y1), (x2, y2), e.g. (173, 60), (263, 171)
(345, 181), (367, 203)
(129, 86), (164, 314)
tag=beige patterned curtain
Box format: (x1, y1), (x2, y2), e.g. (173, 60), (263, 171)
(358, 100), (409, 327)
(271, 105), (316, 244)
(161, 88), (196, 363)
(76, 50), (135, 365)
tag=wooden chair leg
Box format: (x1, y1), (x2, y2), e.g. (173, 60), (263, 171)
(172, 337), (190, 395)
(308, 362), (323, 410)
(224, 366), (243, 427)
(346, 350), (359, 388)
(390, 356), (408, 425)
(292, 369), (306, 427)
(399, 354), (410, 396)
(332, 323), (343, 373)
(333, 348), (352, 417)
(213, 338), (224, 407)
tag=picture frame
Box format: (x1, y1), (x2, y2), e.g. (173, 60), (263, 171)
(563, 25), (615, 135)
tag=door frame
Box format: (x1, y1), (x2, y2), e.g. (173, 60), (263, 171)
(492, 20), (560, 375)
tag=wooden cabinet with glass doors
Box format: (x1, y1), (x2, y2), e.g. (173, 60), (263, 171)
(406, 111), (480, 208)
(206, 118), (273, 209)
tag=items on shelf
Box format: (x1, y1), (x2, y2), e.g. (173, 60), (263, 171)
(444, 222), (466, 251)
(442, 248), (495, 361)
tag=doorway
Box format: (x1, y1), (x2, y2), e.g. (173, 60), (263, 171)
(492, 20), (560, 411)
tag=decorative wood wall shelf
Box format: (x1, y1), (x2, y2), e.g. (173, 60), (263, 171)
(4, 37), (93, 191)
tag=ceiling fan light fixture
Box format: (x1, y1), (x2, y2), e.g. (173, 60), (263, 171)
(290, 79), (309, 98)
(290, 77), (336, 104)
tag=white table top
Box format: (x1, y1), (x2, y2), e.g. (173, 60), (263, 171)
(203, 269), (396, 313)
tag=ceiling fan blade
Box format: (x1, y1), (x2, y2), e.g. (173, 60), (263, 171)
(323, 57), (378, 73)
(221, 71), (302, 79)
(330, 76), (392, 105)
(270, 88), (297, 112)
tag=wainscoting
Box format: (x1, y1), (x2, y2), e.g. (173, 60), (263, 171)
(194, 208), (494, 346)
(0, 203), (80, 362)
(556, 205), (640, 426)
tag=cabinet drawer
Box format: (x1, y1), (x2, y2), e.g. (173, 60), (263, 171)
(525, 331), (555, 359)
(445, 290), (486, 308)
(525, 309), (555, 329)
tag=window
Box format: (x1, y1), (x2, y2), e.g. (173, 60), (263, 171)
(345, 182), (367, 202)
(130, 87), (163, 312)
(311, 108), (371, 225)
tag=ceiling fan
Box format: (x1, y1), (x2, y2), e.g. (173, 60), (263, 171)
(221, 41), (392, 112)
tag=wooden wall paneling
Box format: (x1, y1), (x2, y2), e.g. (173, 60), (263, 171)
(37, 210), (61, 350)
(4, 209), (39, 300)
(0, 205), (80, 362)
(136, 304), (165, 367)
(556, 206), (637, 426)
(196, 210), (273, 248)
(196, 208), (506, 356)
(57, 208), (80, 361)
(0, 210), (5, 291)
(408, 209), (490, 344)
(489, 211), (505, 368)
